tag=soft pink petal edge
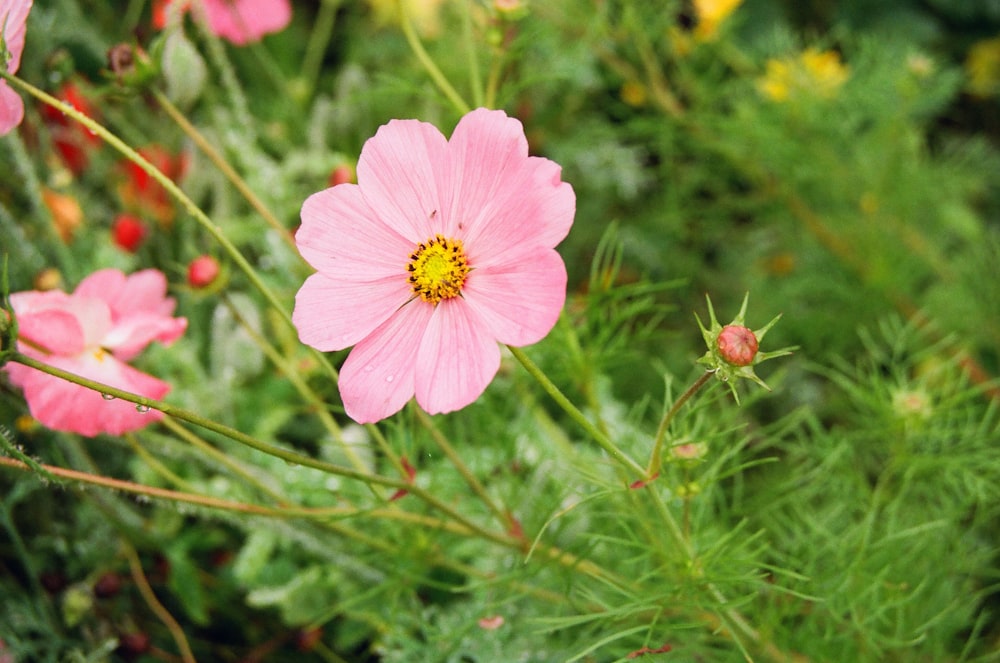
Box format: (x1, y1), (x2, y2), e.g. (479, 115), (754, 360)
(338, 303), (434, 423)
(297, 184), (414, 280)
(460, 247), (568, 346)
(413, 299), (501, 416)
(293, 272), (411, 352)
(6, 353), (170, 436)
(203, 0), (291, 45)
(446, 109), (575, 266)
(355, 117), (451, 244)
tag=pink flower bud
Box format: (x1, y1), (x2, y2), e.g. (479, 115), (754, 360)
(328, 163), (355, 187)
(716, 324), (758, 367)
(111, 214), (148, 252)
(187, 255), (220, 288)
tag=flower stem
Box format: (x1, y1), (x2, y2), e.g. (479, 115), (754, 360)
(396, 0), (471, 114)
(0, 73), (293, 332)
(152, 89), (296, 250)
(507, 345), (645, 477)
(301, 0), (342, 100)
(122, 540), (197, 663)
(414, 407), (513, 532)
(647, 370), (714, 476)
(8, 352), (507, 543)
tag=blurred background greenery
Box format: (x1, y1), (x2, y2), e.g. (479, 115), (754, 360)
(2, 0), (1000, 661)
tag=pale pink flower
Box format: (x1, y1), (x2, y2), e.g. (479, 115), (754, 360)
(293, 108), (575, 423)
(154, 0), (292, 46)
(5, 269), (188, 436)
(0, 0), (33, 135)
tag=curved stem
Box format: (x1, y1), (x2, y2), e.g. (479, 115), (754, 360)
(0, 73), (292, 333)
(647, 371), (714, 475)
(301, 0), (342, 100)
(8, 352), (504, 544)
(153, 89), (296, 250)
(122, 540), (196, 663)
(397, 0), (471, 114)
(414, 407), (513, 533)
(507, 345), (645, 477)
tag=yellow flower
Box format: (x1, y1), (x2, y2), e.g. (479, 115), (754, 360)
(693, 0), (743, 41)
(758, 48), (848, 102)
(965, 35), (1000, 97)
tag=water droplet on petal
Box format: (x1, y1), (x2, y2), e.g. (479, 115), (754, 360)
(385, 375), (394, 383)
(101, 393), (116, 401)
(363, 365), (375, 373)
(136, 404), (151, 413)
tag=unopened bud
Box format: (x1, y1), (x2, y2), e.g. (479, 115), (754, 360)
(716, 324), (758, 366)
(112, 214), (148, 253)
(328, 163), (355, 187)
(187, 255), (221, 289)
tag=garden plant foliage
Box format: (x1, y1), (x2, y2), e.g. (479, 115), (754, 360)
(1, 0), (1000, 661)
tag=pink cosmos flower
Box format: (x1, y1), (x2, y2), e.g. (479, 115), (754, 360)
(5, 269), (188, 436)
(293, 108), (575, 423)
(154, 0), (292, 46)
(0, 0), (33, 136)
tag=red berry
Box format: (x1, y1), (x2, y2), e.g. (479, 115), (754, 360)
(94, 571), (122, 598)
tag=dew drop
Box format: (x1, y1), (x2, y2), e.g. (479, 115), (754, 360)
(136, 404), (151, 413)
(101, 393), (116, 401)
(363, 365), (375, 373)
(385, 375), (394, 383)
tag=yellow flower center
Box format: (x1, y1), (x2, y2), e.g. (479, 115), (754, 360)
(407, 234), (470, 304)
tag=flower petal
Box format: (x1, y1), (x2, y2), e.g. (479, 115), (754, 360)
(355, 118), (450, 243)
(76, 269), (186, 360)
(338, 303), (434, 423)
(0, 0), (32, 135)
(297, 184), (413, 280)
(293, 272), (411, 351)
(446, 108), (575, 266)
(6, 351), (170, 437)
(11, 290), (112, 351)
(461, 248), (567, 346)
(202, 0), (291, 45)
(414, 299), (501, 415)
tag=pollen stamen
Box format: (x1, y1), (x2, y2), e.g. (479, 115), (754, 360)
(407, 234), (470, 304)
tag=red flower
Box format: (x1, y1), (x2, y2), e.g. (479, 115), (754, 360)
(111, 214), (148, 253)
(119, 145), (188, 225)
(40, 82), (101, 174)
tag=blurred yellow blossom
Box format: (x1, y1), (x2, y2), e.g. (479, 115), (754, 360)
(41, 188), (83, 243)
(693, 0), (742, 41)
(620, 80), (648, 107)
(368, 0), (448, 38)
(759, 48), (848, 101)
(965, 35), (1000, 97)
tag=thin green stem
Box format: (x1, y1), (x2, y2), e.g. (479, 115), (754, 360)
(219, 292), (371, 475)
(507, 345), (645, 477)
(301, 0), (342, 100)
(153, 89), (296, 249)
(648, 371), (714, 476)
(8, 353), (505, 544)
(414, 407), (512, 532)
(461, 1), (484, 108)
(160, 416), (291, 506)
(125, 432), (196, 492)
(1, 73), (294, 333)
(397, 0), (471, 114)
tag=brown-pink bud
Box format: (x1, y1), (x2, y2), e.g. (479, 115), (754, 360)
(717, 325), (758, 367)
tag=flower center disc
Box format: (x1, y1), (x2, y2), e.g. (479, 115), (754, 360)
(407, 235), (470, 304)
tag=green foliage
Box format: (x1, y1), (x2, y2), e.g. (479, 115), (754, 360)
(3, 1), (1000, 662)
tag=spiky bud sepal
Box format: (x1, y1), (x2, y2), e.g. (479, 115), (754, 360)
(695, 293), (794, 403)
